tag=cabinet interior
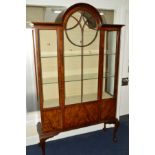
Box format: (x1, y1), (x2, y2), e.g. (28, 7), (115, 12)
(39, 19), (117, 108)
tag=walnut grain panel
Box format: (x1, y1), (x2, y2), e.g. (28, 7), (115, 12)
(100, 99), (116, 120)
(64, 102), (99, 129)
(42, 109), (62, 133)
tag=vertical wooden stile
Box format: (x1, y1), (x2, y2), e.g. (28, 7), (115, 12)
(98, 29), (105, 120)
(57, 26), (65, 129)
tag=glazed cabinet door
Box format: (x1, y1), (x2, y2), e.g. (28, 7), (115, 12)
(99, 29), (121, 121)
(37, 29), (60, 109)
(102, 30), (119, 99)
(62, 9), (101, 129)
(63, 11), (100, 105)
(34, 28), (64, 132)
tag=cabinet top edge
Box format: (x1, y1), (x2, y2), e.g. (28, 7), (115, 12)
(30, 22), (63, 28)
(101, 24), (124, 27)
(29, 22), (124, 29)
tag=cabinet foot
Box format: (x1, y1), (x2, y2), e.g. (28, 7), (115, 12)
(37, 122), (60, 155)
(40, 139), (45, 155)
(103, 122), (106, 132)
(113, 119), (120, 143)
(103, 118), (120, 143)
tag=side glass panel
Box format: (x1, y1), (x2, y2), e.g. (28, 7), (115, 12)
(64, 11), (99, 105)
(102, 31), (117, 99)
(39, 30), (59, 108)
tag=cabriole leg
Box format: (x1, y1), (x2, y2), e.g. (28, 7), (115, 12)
(103, 122), (106, 132)
(103, 119), (120, 142)
(113, 119), (120, 143)
(40, 139), (45, 155)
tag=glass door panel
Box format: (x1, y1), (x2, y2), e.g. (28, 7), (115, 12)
(64, 56), (81, 82)
(104, 31), (117, 54)
(39, 30), (59, 108)
(83, 55), (99, 79)
(83, 36), (99, 102)
(42, 84), (59, 108)
(41, 58), (58, 84)
(83, 31), (99, 102)
(64, 55), (81, 104)
(102, 77), (115, 99)
(103, 54), (116, 78)
(102, 31), (117, 99)
(83, 79), (98, 102)
(40, 30), (57, 57)
(65, 81), (81, 105)
(64, 10), (100, 105)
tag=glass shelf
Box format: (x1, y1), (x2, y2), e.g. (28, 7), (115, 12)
(43, 83), (59, 108)
(42, 76), (58, 84)
(65, 73), (97, 82)
(105, 52), (116, 55)
(41, 50), (99, 58)
(43, 91), (113, 108)
(42, 72), (115, 84)
(40, 50), (116, 58)
(65, 93), (98, 104)
(43, 98), (59, 108)
(104, 72), (115, 78)
(102, 91), (113, 99)
(41, 52), (57, 58)
(104, 49), (116, 55)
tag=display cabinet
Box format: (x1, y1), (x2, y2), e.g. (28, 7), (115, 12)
(31, 3), (124, 155)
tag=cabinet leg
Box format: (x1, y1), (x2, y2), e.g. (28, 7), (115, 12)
(113, 119), (120, 143)
(103, 123), (106, 132)
(103, 119), (120, 142)
(40, 139), (45, 155)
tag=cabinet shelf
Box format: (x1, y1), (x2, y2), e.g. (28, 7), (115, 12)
(43, 92), (113, 108)
(40, 50), (116, 58)
(42, 73), (115, 84)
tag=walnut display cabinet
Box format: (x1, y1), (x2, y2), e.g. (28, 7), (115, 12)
(31, 3), (124, 155)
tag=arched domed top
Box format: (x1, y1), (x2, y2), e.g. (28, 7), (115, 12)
(55, 3), (103, 29)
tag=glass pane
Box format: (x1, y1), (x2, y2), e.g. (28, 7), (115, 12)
(104, 31), (117, 54)
(43, 84), (59, 108)
(65, 12), (82, 47)
(83, 27), (99, 102)
(39, 30), (59, 108)
(65, 81), (81, 105)
(64, 56), (81, 81)
(83, 55), (98, 78)
(40, 30), (57, 57)
(64, 38), (81, 105)
(102, 77), (115, 99)
(83, 79), (98, 102)
(103, 54), (116, 77)
(102, 31), (117, 99)
(83, 50), (99, 102)
(41, 58), (58, 84)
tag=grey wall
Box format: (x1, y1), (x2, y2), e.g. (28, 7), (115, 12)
(26, 29), (39, 112)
